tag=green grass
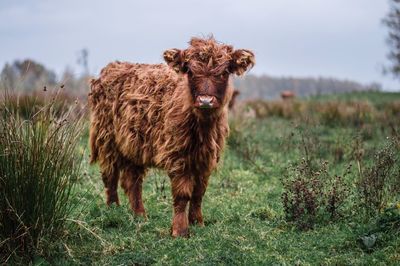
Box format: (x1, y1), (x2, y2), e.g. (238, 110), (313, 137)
(37, 112), (400, 265)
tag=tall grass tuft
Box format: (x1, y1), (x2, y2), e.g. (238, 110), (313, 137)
(4, 91), (76, 119)
(0, 90), (84, 263)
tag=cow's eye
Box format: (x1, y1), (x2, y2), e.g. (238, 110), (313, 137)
(219, 72), (229, 79)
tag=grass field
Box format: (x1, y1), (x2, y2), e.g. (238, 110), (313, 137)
(2, 91), (400, 265)
(26, 91), (396, 265)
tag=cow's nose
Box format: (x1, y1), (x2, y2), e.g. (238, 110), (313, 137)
(198, 95), (214, 108)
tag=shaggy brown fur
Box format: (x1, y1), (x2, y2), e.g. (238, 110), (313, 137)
(88, 37), (255, 237)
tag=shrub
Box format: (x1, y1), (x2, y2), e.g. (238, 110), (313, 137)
(0, 91), (84, 263)
(325, 168), (351, 219)
(357, 137), (400, 215)
(282, 160), (350, 230)
(282, 159), (325, 230)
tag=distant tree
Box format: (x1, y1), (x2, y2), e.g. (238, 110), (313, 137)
(383, 0), (400, 79)
(0, 59), (56, 92)
(0, 63), (17, 89)
(77, 48), (89, 76)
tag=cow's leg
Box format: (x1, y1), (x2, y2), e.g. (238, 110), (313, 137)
(170, 176), (194, 237)
(121, 165), (147, 216)
(189, 176), (209, 226)
(101, 166), (120, 206)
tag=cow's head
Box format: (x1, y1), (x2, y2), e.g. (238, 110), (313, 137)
(163, 37), (255, 110)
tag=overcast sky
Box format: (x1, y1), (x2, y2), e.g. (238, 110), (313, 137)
(0, 0), (398, 91)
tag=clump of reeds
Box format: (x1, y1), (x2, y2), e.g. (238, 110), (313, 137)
(0, 89), (84, 263)
(4, 89), (77, 119)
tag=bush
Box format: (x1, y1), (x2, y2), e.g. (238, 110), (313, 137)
(282, 160), (325, 230)
(282, 159), (349, 230)
(0, 91), (84, 263)
(357, 136), (400, 215)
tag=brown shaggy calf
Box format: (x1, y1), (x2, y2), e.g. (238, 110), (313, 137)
(88, 37), (255, 237)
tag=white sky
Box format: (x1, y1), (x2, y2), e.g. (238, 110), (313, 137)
(0, 0), (398, 91)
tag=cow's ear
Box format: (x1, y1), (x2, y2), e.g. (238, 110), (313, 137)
(163, 49), (187, 73)
(229, 49), (255, 76)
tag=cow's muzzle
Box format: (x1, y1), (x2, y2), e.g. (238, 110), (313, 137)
(195, 95), (218, 109)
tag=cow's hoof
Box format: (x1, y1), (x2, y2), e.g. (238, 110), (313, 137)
(106, 191), (120, 206)
(171, 212), (189, 237)
(106, 199), (120, 207)
(171, 227), (189, 238)
(134, 210), (147, 220)
(189, 216), (204, 226)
